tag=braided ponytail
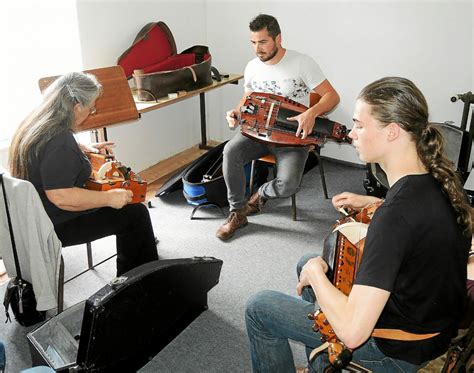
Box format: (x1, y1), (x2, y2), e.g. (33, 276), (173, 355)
(417, 124), (471, 235)
(359, 77), (471, 236)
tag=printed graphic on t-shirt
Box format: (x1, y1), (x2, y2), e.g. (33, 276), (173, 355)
(250, 78), (310, 101)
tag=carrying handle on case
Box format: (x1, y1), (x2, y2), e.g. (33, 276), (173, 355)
(131, 87), (158, 102)
(211, 66), (221, 82)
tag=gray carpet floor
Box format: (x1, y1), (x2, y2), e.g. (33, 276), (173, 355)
(0, 159), (366, 372)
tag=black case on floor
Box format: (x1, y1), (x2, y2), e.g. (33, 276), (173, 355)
(27, 257), (223, 372)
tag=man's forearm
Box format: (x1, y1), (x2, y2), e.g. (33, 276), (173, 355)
(308, 91), (340, 118)
(235, 92), (251, 112)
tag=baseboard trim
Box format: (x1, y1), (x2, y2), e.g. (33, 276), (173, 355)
(321, 156), (366, 169)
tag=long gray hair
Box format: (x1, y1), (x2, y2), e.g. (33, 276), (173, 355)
(9, 71), (102, 179)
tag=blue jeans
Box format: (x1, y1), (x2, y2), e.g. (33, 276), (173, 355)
(223, 132), (309, 211)
(244, 254), (421, 372)
(0, 341), (5, 373)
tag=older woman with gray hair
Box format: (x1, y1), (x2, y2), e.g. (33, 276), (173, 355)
(9, 71), (158, 276)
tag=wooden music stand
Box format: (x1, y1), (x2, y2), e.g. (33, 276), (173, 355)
(38, 66), (139, 132)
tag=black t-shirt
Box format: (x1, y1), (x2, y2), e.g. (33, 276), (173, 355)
(28, 130), (92, 225)
(354, 174), (469, 365)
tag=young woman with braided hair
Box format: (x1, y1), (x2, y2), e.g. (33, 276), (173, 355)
(245, 77), (471, 372)
(9, 71), (158, 276)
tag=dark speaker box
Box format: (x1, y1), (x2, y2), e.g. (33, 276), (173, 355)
(364, 121), (472, 198)
(363, 162), (389, 198)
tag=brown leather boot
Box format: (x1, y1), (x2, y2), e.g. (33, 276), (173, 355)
(216, 209), (248, 241)
(245, 191), (268, 215)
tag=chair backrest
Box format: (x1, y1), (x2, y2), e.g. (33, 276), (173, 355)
(0, 173), (62, 312)
(364, 122), (471, 198)
(433, 122), (471, 175)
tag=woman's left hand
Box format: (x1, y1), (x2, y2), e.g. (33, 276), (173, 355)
(80, 141), (115, 154)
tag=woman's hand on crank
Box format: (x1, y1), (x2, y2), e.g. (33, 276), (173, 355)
(332, 192), (381, 212)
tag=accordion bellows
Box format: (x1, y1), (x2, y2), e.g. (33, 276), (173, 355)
(117, 21), (213, 101)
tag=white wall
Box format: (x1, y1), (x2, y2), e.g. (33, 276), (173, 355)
(2, 1), (83, 137)
(205, 0), (473, 164)
(5, 1), (470, 172)
(1, 0), (83, 170)
(76, 0), (211, 172)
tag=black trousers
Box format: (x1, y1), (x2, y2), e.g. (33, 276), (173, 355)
(54, 204), (158, 276)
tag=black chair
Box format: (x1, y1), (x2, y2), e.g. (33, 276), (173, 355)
(57, 242), (116, 313)
(0, 173), (115, 314)
(434, 121), (472, 179)
(246, 91), (331, 221)
(249, 147), (328, 221)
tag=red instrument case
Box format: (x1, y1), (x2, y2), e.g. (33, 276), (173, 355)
(117, 21), (214, 101)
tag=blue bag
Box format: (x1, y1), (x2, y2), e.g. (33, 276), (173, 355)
(182, 141), (268, 210)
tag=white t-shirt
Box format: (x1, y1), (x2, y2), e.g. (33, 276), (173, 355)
(243, 49), (326, 106)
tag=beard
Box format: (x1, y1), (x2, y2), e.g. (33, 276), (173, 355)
(257, 45), (279, 62)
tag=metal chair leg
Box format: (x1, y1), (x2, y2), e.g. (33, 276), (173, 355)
(86, 242), (93, 269)
(61, 241), (117, 311)
(314, 150), (329, 199)
(57, 256), (64, 314)
(249, 160), (256, 196)
(253, 155), (304, 220)
(65, 241), (116, 283)
(291, 194), (297, 221)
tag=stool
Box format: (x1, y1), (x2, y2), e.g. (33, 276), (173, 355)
(248, 148), (328, 221)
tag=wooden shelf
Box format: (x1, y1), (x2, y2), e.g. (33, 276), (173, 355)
(139, 140), (220, 201)
(134, 74), (243, 114)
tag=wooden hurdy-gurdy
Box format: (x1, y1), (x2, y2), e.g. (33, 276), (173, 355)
(308, 202), (439, 370)
(239, 92), (352, 146)
(307, 204), (377, 368)
(85, 153), (147, 204)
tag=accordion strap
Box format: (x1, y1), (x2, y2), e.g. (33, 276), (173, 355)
(371, 328), (439, 341)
